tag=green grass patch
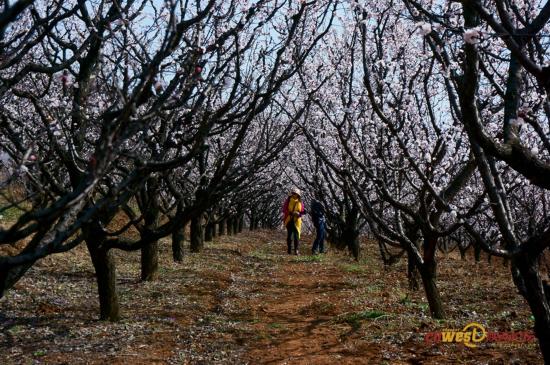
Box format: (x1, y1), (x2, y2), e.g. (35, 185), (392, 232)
(7, 325), (25, 335)
(33, 350), (47, 357)
(418, 303), (429, 312)
(249, 247), (277, 261)
(254, 331), (273, 340)
(268, 322), (285, 330)
(399, 294), (413, 306)
(338, 310), (389, 330)
(364, 284), (383, 293)
(398, 294), (431, 313)
(0, 204), (27, 222)
(342, 263), (366, 273)
(358, 255), (376, 266)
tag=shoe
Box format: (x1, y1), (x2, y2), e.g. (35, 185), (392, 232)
(312, 250), (319, 255)
(294, 250), (299, 255)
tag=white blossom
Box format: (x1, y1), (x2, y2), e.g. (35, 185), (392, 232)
(418, 22), (432, 36)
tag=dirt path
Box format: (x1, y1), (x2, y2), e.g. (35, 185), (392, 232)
(227, 234), (368, 364)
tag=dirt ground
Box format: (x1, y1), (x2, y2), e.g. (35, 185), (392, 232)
(0, 230), (543, 364)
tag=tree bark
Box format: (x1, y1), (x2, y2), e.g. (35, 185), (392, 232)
(85, 235), (119, 321)
(190, 215), (204, 252)
(238, 215), (244, 233)
(218, 218), (226, 236)
(458, 245), (467, 260)
(211, 219), (217, 238)
(419, 260), (446, 319)
(227, 217), (234, 235)
(233, 217), (239, 235)
(141, 202), (159, 281)
(515, 253), (550, 364)
(0, 227), (46, 298)
(420, 235), (445, 319)
(0, 263), (35, 298)
(343, 227), (359, 260)
(344, 206), (360, 259)
(141, 239), (159, 281)
(204, 221), (214, 242)
(172, 223), (185, 262)
(474, 243), (481, 262)
(407, 250), (420, 291)
(249, 213), (256, 231)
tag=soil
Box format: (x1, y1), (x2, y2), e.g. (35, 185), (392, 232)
(0, 230), (543, 364)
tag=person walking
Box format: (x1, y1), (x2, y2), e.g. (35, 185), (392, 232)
(282, 188), (304, 255)
(311, 199), (326, 254)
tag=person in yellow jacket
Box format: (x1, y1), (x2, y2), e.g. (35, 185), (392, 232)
(282, 187), (304, 255)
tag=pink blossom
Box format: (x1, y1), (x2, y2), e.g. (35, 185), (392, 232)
(463, 28), (481, 44)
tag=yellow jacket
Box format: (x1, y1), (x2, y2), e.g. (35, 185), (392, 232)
(284, 197), (303, 238)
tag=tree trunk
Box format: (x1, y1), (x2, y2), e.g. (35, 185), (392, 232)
(211, 220), (217, 238)
(141, 240), (159, 281)
(474, 243), (481, 262)
(141, 204), (159, 281)
(204, 221), (214, 242)
(238, 215), (244, 233)
(172, 223), (185, 262)
(515, 254), (550, 364)
(233, 217), (239, 235)
(343, 206), (360, 260)
(0, 227), (46, 297)
(348, 229), (360, 260)
(86, 239), (119, 321)
(419, 261), (446, 319)
(190, 216), (204, 252)
(407, 251), (420, 291)
(218, 218), (226, 236)
(250, 213), (255, 231)
(459, 245), (467, 260)
(0, 263), (35, 298)
(227, 217), (234, 235)
(511, 263), (528, 297)
(341, 225), (359, 260)
(420, 235), (445, 319)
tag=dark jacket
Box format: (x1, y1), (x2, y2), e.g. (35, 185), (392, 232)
(311, 200), (325, 227)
